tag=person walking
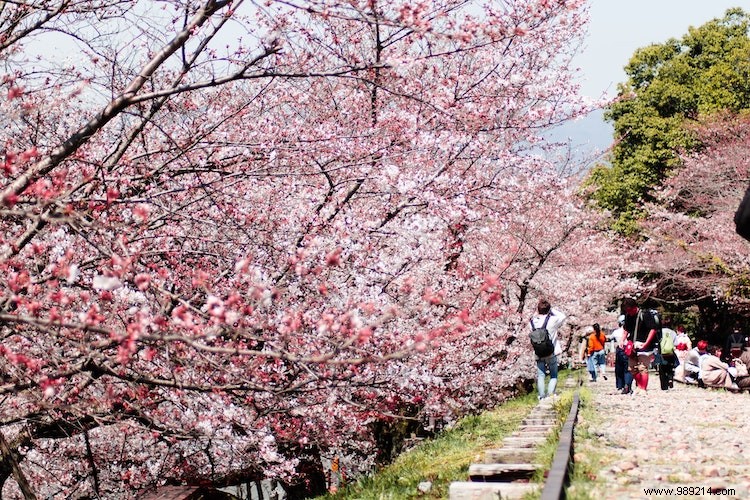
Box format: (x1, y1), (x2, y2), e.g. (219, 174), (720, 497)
(530, 298), (567, 400)
(586, 323), (607, 382)
(610, 316), (630, 393)
(658, 320), (678, 390)
(621, 298), (660, 393)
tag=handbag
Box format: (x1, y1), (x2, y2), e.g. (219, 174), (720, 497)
(735, 359), (749, 378)
(623, 340), (634, 357)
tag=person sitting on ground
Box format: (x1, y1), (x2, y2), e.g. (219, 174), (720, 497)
(674, 325), (692, 363)
(682, 340), (708, 385)
(715, 346), (725, 362)
(700, 345), (737, 390)
(735, 348), (750, 390)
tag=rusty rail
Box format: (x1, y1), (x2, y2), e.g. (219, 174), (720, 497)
(540, 389), (580, 500)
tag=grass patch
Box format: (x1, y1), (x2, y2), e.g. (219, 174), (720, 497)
(318, 370), (580, 500)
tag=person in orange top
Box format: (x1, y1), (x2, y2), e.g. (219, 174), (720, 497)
(586, 323), (608, 382)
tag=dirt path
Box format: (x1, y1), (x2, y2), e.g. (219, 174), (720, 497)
(570, 376), (750, 499)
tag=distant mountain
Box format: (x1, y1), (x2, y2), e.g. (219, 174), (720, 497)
(547, 108), (614, 172)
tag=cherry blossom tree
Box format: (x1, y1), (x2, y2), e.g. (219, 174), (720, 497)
(636, 113), (750, 332)
(0, 0), (618, 497)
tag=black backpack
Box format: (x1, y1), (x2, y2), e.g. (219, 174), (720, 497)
(530, 312), (554, 358)
(635, 309), (661, 342)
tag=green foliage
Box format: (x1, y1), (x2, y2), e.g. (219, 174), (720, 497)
(586, 8), (750, 233)
(727, 271), (750, 300)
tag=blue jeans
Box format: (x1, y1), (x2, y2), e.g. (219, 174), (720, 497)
(587, 350), (606, 380)
(536, 355), (558, 399)
(586, 354), (596, 376)
(593, 350), (606, 367)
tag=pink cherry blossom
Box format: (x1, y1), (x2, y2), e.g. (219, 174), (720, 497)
(0, 0), (620, 498)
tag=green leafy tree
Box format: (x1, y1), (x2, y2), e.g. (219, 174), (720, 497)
(586, 8), (750, 234)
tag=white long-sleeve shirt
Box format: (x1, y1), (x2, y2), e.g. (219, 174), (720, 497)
(530, 307), (567, 357)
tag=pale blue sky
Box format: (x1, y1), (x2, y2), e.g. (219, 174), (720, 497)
(578, 1), (744, 98)
(565, 1), (745, 159)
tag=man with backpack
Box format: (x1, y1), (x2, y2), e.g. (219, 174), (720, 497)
(723, 328), (747, 363)
(621, 298), (661, 393)
(658, 318), (678, 390)
(529, 298), (567, 400)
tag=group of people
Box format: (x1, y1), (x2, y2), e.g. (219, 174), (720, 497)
(676, 334), (750, 390)
(568, 298), (674, 394)
(530, 296), (750, 400)
(597, 298), (670, 394)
